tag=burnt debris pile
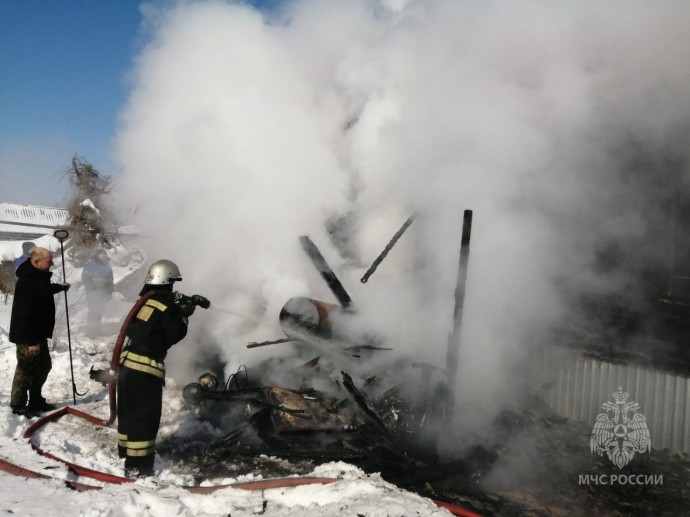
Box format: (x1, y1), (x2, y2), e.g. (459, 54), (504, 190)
(179, 347), (458, 481)
(165, 372), (690, 515)
(181, 222), (468, 473)
(158, 219), (690, 515)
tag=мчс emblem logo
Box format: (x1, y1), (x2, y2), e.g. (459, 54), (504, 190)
(590, 387), (651, 469)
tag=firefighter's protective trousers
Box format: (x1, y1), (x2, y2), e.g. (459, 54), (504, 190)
(117, 358), (163, 474)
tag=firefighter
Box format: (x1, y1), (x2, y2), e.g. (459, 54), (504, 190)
(117, 259), (208, 477)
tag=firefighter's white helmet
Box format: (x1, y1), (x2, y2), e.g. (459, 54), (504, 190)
(144, 259), (182, 285)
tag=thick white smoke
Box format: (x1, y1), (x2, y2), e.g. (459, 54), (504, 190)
(113, 0), (690, 428)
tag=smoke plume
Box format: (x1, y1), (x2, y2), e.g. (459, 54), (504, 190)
(113, 0), (690, 430)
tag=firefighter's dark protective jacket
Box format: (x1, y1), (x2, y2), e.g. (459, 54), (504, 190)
(121, 290), (188, 373)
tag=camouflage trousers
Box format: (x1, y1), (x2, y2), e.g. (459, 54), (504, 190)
(11, 340), (52, 409)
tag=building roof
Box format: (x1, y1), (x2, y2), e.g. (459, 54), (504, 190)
(0, 202), (69, 240)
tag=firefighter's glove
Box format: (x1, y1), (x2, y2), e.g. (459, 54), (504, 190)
(179, 303), (196, 317)
(191, 294), (211, 309)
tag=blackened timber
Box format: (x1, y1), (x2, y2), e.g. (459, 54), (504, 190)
(444, 210), (473, 425)
(299, 235), (355, 310)
(341, 371), (391, 436)
(360, 213), (416, 284)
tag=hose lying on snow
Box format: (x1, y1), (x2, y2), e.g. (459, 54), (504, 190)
(0, 451), (481, 516)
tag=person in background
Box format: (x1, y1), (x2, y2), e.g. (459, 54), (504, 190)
(81, 249), (114, 337)
(9, 247), (71, 416)
(14, 241), (36, 271)
(117, 259), (208, 477)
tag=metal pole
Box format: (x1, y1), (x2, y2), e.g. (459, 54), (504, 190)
(444, 210), (473, 426)
(53, 229), (79, 404)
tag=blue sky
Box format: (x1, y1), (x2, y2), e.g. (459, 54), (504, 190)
(0, 1), (143, 205)
(0, 0), (278, 207)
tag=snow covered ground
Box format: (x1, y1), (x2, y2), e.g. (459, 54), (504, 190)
(0, 241), (455, 516)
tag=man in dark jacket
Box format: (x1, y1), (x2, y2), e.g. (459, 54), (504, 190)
(9, 247), (71, 415)
(81, 248), (114, 337)
(117, 259), (208, 477)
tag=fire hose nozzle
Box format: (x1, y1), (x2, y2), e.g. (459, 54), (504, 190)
(191, 294), (211, 309)
(175, 292), (211, 309)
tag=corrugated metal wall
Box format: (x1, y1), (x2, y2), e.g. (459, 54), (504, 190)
(543, 349), (690, 453)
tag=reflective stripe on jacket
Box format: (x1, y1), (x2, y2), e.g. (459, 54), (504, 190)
(119, 350), (165, 379)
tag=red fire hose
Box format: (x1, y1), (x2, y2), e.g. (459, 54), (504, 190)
(102, 290), (155, 425)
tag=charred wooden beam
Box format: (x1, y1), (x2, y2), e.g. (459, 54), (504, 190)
(341, 371), (391, 436)
(299, 235), (355, 310)
(444, 209), (473, 425)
